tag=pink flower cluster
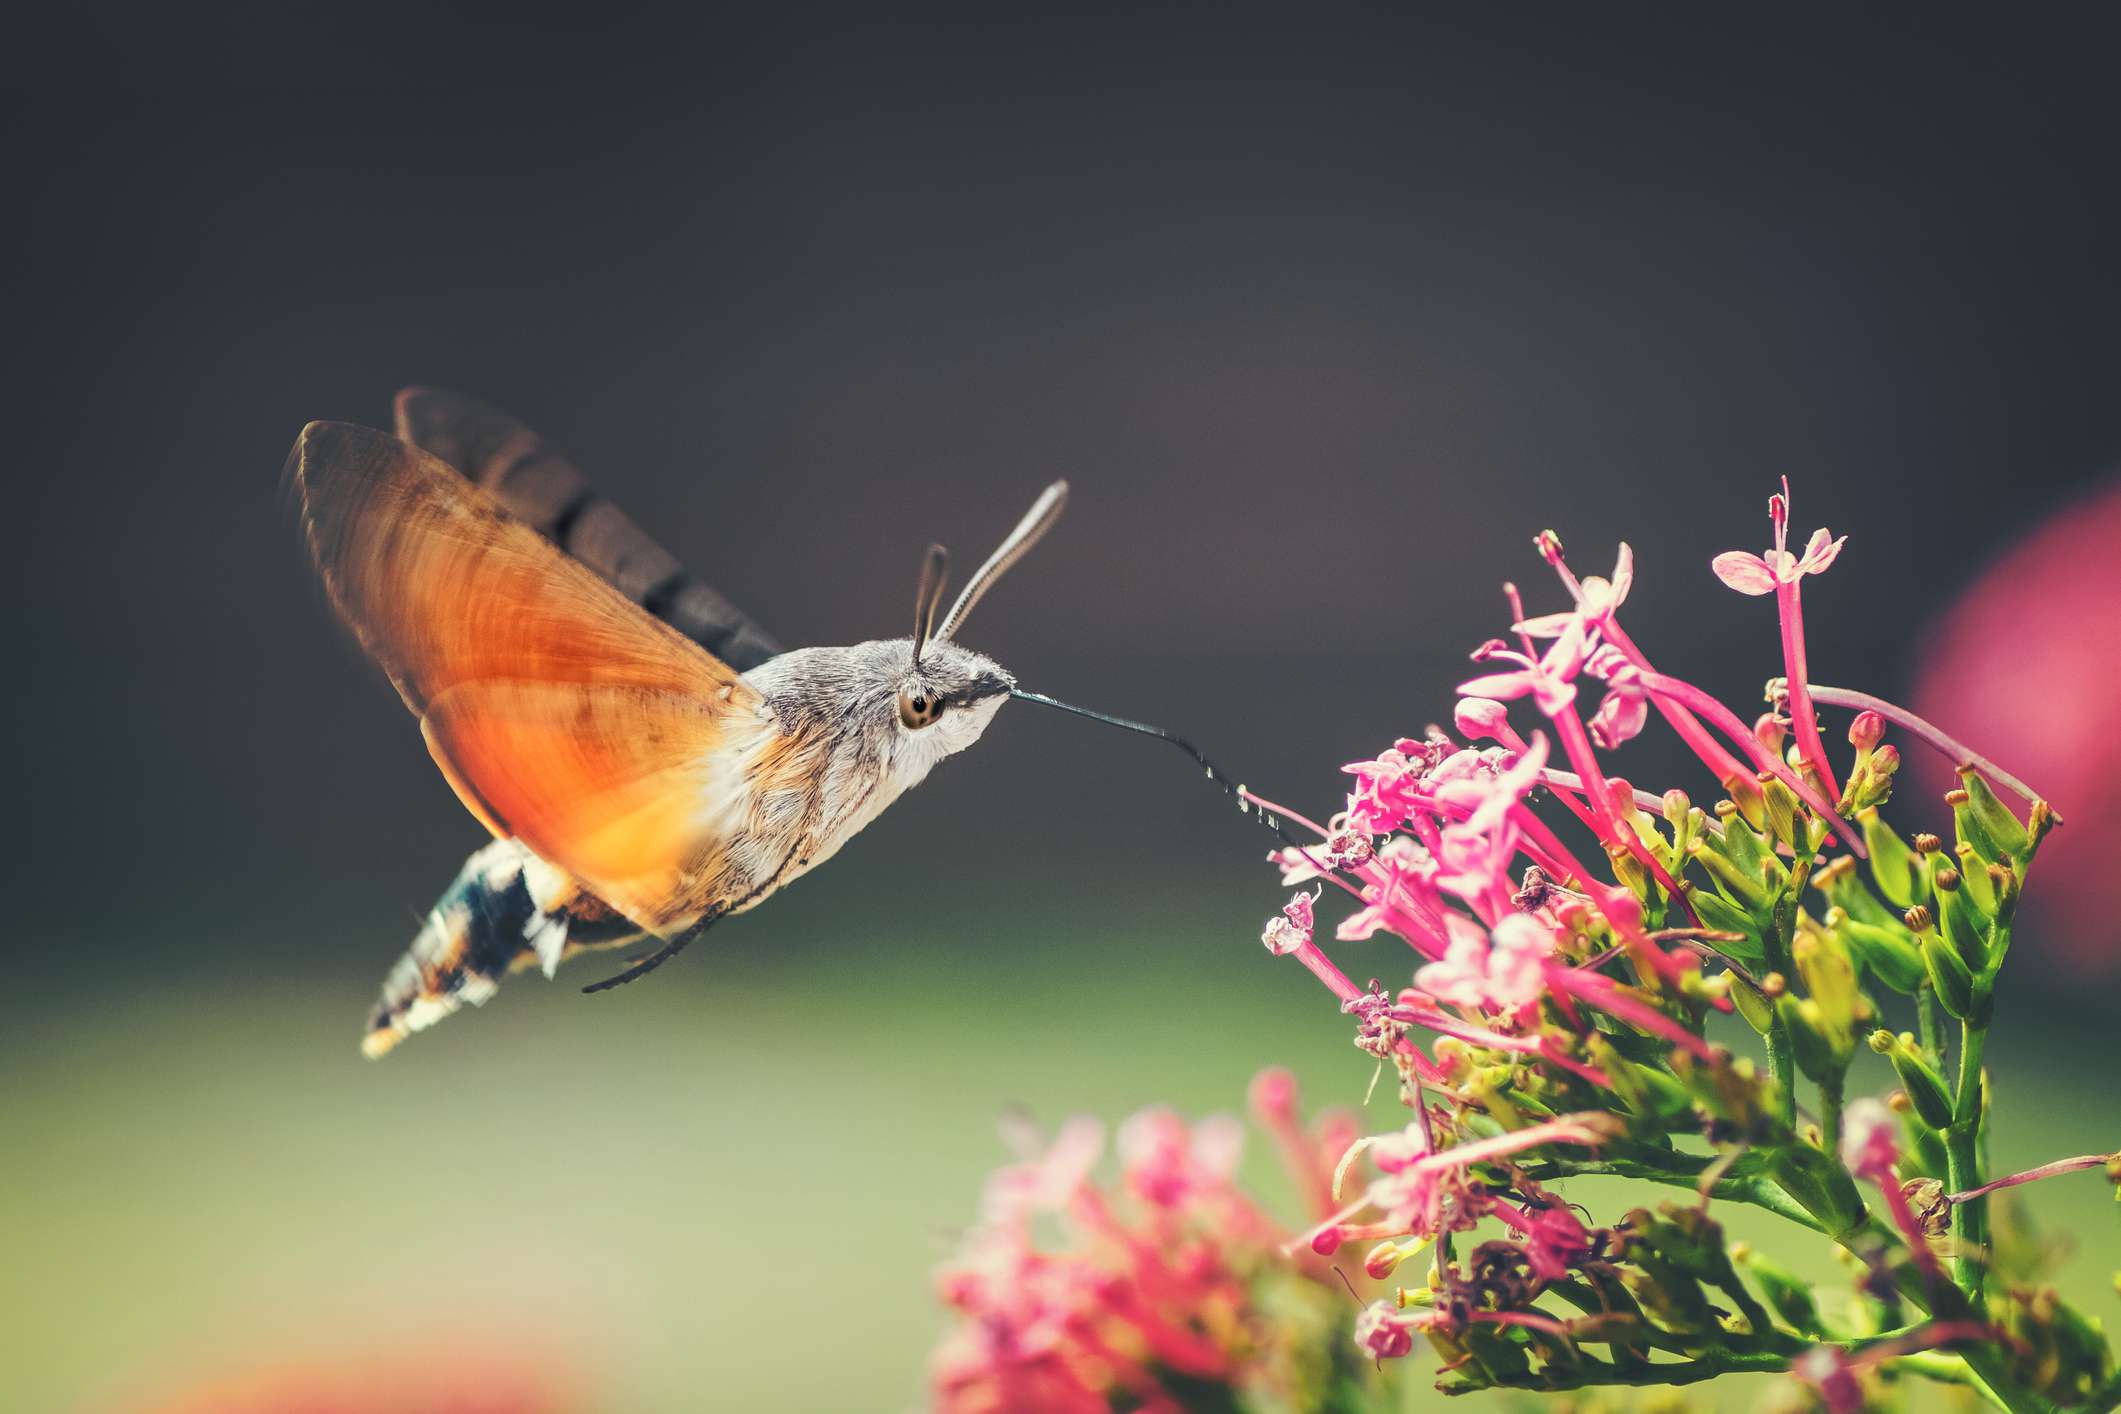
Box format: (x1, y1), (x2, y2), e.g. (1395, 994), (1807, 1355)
(930, 1074), (1356, 1414)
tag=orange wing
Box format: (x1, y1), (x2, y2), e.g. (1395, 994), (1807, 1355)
(288, 421), (771, 933)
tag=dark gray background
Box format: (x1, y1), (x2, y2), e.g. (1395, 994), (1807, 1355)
(9, 7), (2118, 1001)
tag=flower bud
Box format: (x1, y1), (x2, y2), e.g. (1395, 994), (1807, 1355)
(1954, 843), (1998, 915)
(1793, 932), (1859, 1054)
(1687, 836), (1773, 912)
(1829, 911), (1926, 994)
(1848, 711), (1885, 753)
(1453, 696), (1510, 742)
(1870, 1029), (1953, 1130)
(1364, 1240), (1409, 1279)
(1858, 808), (1920, 910)
(2026, 800), (2059, 855)
(1723, 774), (1768, 832)
(1921, 933), (1982, 1023)
(1842, 742), (1899, 814)
(1759, 774), (1802, 853)
(1724, 968), (1774, 1035)
(1247, 1067), (1299, 1126)
(1780, 995), (1846, 1082)
(1987, 862), (2021, 931)
(1956, 766), (2030, 862)
(1932, 870), (1990, 973)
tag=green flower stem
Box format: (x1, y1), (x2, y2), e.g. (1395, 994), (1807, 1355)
(1766, 878), (1800, 1128)
(1819, 1070), (1846, 1153)
(1528, 1156), (1827, 1233)
(1883, 1350), (1974, 1385)
(1918, 984), (1947, 1078)
(1439, 1347), (1801, 1393)
(1949, 1019), (1990, 1294)
(1766, 1011), (1798, 1128)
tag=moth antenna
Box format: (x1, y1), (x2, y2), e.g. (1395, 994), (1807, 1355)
(933, 480), (1069, 644)
(1008, 689), (1310, 853)
(912, 542), (950, 667)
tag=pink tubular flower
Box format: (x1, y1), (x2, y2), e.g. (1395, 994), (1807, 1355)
(1521, 1203), (1592, 1281)
(1460, 616), (1592, 716)
(1261, 888), (1319, 955)
(1519, 540), (1635, 635)
(1710, 490), (1846, 595)
(1712, 480), (1844, 799)
(1353, 1301), (1426, 1360)
(1582, 644), (1649, 749)
(1413, 913), (1553, 1015)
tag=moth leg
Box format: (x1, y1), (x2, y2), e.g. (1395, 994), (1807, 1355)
(580, 908), (726, 993)
(579, 838), (810, 994)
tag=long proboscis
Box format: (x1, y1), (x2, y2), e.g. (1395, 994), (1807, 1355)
(1009, 689), (1308, 852)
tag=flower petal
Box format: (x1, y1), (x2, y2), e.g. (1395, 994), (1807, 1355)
(1799, 529), (1846, 577)
(1456, 670), (1536, 701)
(1710, 550), (1778, 595)
(1608, 542), (1634, 606)
(1513, 611), (1579, 639)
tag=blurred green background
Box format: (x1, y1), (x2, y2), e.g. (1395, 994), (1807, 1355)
(8, 7), (2121, 1411)
(8, 903), (2116, 1411)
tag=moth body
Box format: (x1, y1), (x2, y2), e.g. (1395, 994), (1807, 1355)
(297, 390), (1061, 1057)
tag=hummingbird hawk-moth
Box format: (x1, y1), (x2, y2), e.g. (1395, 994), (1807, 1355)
(288, 389), (1067, 1057)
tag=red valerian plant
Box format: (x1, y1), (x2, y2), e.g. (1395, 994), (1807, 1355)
(932, 485), (2120, 1412)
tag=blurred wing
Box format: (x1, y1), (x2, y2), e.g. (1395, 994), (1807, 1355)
(289, 420), (772, 932)
(393, 386), (785, 670)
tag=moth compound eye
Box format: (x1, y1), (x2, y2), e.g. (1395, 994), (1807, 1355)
(898, 685), (940, 729)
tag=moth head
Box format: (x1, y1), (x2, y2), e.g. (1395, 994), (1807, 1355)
(894, 478), (1069, 750)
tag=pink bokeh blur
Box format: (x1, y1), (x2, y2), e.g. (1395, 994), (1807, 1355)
(1911, 474), (2121, 978)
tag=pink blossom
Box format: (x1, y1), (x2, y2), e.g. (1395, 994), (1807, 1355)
(1583, 644), (1648, 749)
(1520, 541), (1635, 635)
(1352, 1301), (1423, 1360)
(1261, 888), (1319, 955)
(1341, 740), (1434, 834)
(1839, 1098), (1901, 1183)
(982, 1115), (1105, 1225)
(1521, 1203), (1593, 1281)
(1453, 696), (1512, 741)
(1431, 735), (1549, 840)
(1413, 913), (1554, 1014)
(1459, 616), (1592, 715)
(1794, 1346), (1865, 1414)
(1117, 1108), (1244, 1209)
(1711, 506), (1846, 595)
